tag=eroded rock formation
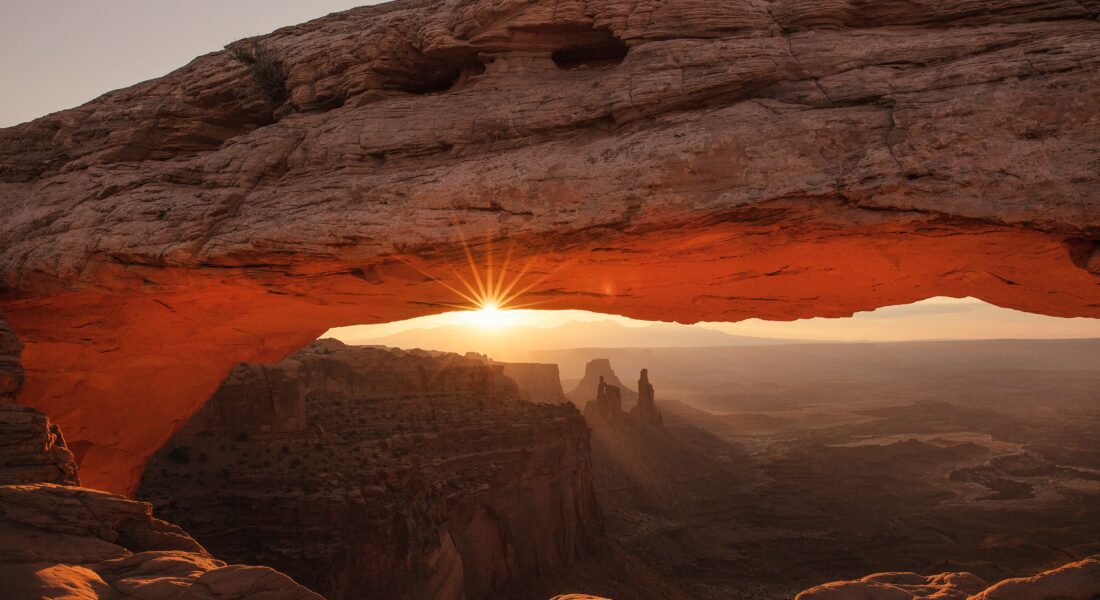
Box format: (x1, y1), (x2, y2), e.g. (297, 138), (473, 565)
(1, 0), (1098, 493)
(583, 376), (626, 426)
(0, 484), (323, 600)
(138, 340), (606, 600)
(568, 360), (638, 409)
(0, 405), (322, 600)
(0, 405), (79, 486)
(794, 556), (1100, 599)
(629, 369), (663, 427)
(577, 361), (663, 428)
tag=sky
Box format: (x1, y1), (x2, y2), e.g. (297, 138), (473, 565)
(0, 1), (384, 127)
(326, 297), (1100, 361)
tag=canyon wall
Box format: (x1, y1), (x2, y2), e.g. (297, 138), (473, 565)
(0, 312), (21, 403)
(498, 362), (568, 404)
(0, 0), (1098, 493)
(138, 340), (605, 600)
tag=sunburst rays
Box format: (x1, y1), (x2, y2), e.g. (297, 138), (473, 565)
(400, 230), (571, 319)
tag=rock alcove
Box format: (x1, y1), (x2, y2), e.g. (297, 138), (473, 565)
(1, 0), (1099, 496)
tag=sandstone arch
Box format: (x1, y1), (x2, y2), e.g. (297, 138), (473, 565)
(1, 0), (1098, 495)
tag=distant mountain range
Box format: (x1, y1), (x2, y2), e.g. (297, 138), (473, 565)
(338, 319), (802, 363)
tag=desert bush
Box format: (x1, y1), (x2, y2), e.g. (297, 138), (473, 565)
(227, 40), (288, 105)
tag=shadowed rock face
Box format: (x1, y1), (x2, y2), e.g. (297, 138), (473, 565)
(497, 362), (568, 404)
(569, 360), (638, 408)
(629, 369), (662, 427)
(0, 312), (22, 403)
(0, 484), (324, 600)
(0, 405), (79, 486)
(0, 405), (323, 600)
(1, 0), (1098, 493)
(138, 340), (605, 600)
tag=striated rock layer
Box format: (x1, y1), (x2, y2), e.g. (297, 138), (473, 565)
(0, 404), (322, 600)
(0, 484), (323, 600)
(138, 340), (607, 600)
(0, 311), (22, 403)
(1, 0), (1099, 493)
(0, 404), (79, 486)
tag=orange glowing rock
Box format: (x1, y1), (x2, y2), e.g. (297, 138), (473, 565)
(1, 0), (1098, 495)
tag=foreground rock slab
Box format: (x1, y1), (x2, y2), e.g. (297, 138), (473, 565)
(0, 404), (322, 600)
(795, 556), (1100, 599)
(0, 483), (323, 600)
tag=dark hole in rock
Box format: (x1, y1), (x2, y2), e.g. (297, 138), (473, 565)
(391, 59), (486, 95)
(552, 31), (628, 70)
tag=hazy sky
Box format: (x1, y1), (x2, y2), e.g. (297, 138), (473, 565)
(327, 297), (1100, 349)
(0, 1), (383, 127)
(702, 296), (1100, 341)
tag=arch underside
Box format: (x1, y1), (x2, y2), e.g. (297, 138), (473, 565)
(0, 0), (1098, 494)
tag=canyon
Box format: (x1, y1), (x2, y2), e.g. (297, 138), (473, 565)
(570, 349), (1100, 599)
(1, 0), (1099, 598)
(136, 339), (686, 600)
(1, 0), (1099, 494)
(2, 325), (1099, 597)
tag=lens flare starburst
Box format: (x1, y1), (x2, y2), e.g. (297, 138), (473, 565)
(402, 232), (568, 330)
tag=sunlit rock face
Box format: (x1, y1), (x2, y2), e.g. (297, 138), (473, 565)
(794, 557), (1100, 599)
(138, 340), (604, 600)
(1, 0), (1099, 493)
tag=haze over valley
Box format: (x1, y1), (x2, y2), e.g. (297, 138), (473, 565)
(3, 1), (1100, 599)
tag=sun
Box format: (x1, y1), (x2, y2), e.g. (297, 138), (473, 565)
(400, 231), (572, 332)
(462, 303), (520, 330)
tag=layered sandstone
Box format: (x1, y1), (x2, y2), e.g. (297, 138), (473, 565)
(0, 0), (1098, 494)
(0, 484), (322, 600)
(795, 556), (1100, 599)
(138, 340), (605, 600)
(0, 404), (322, 600)
(0, 311), (21, 403)
(0, 404), (79, 486)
